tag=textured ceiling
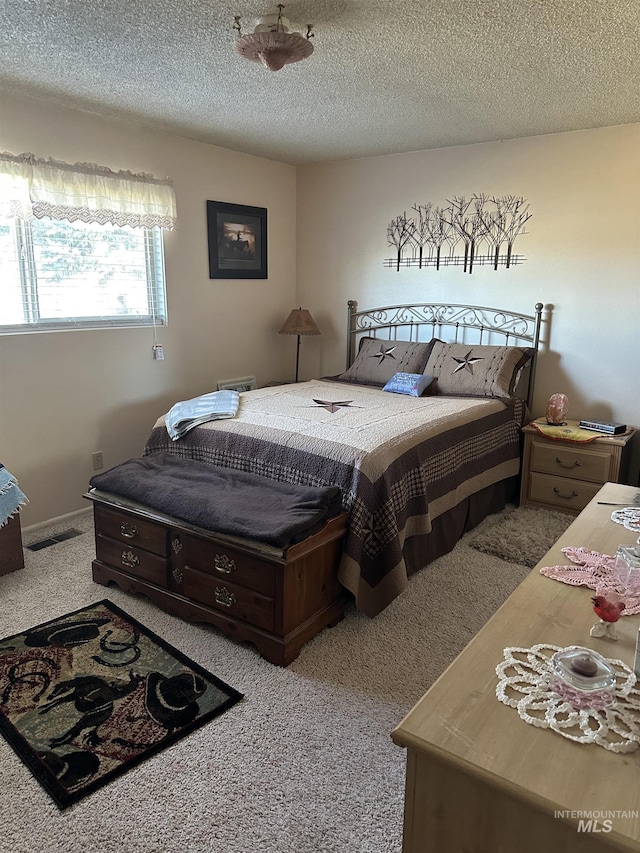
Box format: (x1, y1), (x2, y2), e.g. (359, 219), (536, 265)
(1, 1), (639, 166)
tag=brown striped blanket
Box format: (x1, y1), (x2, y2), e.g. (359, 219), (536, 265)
(144, 380), (524, 616)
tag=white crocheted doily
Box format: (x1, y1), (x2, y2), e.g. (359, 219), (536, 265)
(611, 507), (640, 534)
(496, 644), (640, 753)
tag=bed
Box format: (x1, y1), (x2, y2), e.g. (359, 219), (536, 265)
(143, 301), (544, 617)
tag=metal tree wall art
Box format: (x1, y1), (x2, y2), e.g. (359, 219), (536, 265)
(386, 194), (531, 273)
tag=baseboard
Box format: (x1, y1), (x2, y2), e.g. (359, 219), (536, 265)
(22, 506), (92, 535)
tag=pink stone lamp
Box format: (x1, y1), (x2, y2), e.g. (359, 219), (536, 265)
(546, 393), (568, 425)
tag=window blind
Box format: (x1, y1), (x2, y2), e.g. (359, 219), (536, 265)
(0, 152), (172, 333)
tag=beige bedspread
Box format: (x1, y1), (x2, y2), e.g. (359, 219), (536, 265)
(145, 380), (523, 616)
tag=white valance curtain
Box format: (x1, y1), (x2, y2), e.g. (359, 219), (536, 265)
(0, 151), (177, 229)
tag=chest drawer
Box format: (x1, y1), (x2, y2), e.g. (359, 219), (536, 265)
(530, 440), (611, 484)
(95, 505), (168, 556)
(178, 566), (275, 632)
(528, 471), (601, 512)
(96, 535), (168, 586)
(182, 535), (275, 596)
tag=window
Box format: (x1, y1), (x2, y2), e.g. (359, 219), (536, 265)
(0, 216), (166, 333)
(0, 151), (176, 334)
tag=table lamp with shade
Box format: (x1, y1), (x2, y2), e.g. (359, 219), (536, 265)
(279, 308), (320, 382)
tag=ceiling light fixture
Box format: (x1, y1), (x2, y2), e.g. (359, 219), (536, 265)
(233, 4), (315, 72)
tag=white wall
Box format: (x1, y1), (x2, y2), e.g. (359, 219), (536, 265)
(296, 125), (640, 443)
(0, 93), (297, 524)
(2, 98), (638, 526)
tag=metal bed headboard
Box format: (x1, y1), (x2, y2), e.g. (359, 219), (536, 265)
(346, 301), (544, 409)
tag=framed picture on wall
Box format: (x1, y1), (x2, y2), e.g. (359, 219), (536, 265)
(207, 200), (267, 279)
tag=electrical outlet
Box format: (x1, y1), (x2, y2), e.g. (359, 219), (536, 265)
(92, 451), (104, 471)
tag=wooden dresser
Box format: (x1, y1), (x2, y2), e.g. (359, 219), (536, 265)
(392, 482), (640, 853)
(85, 490), (348, 665)
(520, 424), (636, 513)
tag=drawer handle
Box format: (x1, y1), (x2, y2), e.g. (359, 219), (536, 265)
(172, 537), (183, 554)
(120, 521), (138, 539)
(555, 456), (582, 470)
(172, 566), (183, 585)
(553, 487), (579, 501)
(214, 586), (236, 608)
(121, 549), (140, 568)
(214, 554), (236, 574)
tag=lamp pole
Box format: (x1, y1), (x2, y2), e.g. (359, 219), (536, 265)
(295, 334), (301, 383)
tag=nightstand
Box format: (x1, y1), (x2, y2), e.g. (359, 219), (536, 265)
(520, 423), (636, 513)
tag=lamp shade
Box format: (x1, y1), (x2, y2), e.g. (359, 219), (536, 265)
(278, 308), (320, 336)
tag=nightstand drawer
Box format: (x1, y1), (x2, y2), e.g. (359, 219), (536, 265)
(530, 440), (611, 484)
(528, 472), (601, 512)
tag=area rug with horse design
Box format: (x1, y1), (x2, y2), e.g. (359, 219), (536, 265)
(0, 599), (243, 809)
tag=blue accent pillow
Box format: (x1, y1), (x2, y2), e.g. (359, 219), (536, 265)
(382, 372), (435, 397)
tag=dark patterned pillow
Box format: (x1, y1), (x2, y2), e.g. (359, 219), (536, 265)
(424, 342), (534, 399)
(338, 338), (436, 387)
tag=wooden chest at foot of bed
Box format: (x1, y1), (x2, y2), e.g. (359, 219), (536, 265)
(84, 491), (348, 666)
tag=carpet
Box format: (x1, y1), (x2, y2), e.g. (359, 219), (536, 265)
(0, 509), (546, 852)
(0, 599), (243, 809)
(468, 505), (573, 568)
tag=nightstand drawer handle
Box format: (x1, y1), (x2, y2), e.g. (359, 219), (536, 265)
(555, 456), (582, 470)
(121, 549), (140, 568)
(120, 521), (138, 538)
(172, 566), (183, 584)
(553, 486), (579, 500)
(215, 586), (236, 607)
(214, 554), (236, 574)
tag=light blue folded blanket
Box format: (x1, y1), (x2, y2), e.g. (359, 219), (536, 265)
(165, 390), (240, 441)
(0, 465), (28, 526)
